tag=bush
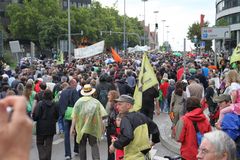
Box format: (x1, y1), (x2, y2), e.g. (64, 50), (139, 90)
(3, 50), (17, 68)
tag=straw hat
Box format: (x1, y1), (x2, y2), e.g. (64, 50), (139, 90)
(81, 84), (96, 96)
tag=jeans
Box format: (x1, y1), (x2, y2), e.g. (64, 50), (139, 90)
(36, 135), (53, 160)
(161, 98), (169, 113)
(58, 115), (64, 133)
(79, 134), (100, 160)
(64, 120), (79, 158)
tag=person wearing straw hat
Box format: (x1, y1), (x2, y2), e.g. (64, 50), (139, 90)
(70, 84), (107, 160)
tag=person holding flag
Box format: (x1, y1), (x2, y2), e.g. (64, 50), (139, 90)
(132, 52), (160, 119)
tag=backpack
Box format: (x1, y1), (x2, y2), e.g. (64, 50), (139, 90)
(192, 121), (203, 147)
(99, 89), (108, 107)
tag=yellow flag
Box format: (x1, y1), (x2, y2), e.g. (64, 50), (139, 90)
(56, 51), (64, 65)
(230, 43), (240, 64)
(131, 52), (159, 111)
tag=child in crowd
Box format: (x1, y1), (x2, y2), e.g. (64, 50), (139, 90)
(111, 114), (124, 160)
(216, 70), (240, 128)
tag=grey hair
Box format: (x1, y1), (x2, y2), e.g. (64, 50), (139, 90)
(203, 130), (236, 160)
(208, 79), (215, 86)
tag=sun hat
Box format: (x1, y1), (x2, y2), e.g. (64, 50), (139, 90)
(80, 84), (96, 96)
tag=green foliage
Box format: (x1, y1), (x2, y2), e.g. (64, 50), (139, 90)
(6, 0), (144, 51)
(6, 0), (65, 49)
(187, 22), (212, 51)
(215, 18), (228, 26)
(3, 51), (17, 68)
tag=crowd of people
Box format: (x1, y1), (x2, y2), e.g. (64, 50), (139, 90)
(0, 51), (239, 160)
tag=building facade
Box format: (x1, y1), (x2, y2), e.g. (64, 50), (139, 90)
(216, 0), (240, 49)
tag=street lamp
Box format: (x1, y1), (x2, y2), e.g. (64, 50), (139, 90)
(142, 0), (148, 46)
(67, 0), (71, 63)
(123, 0), (126, 54)
(162, 20), (166, 44)
(153, 11), (159, 49)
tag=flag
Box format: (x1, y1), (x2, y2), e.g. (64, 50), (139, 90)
(230, 43), (240, 64)
(131, 52), (159, 112)
(111, 47), (122, 63)
(200, 14), (205, 27)
(56, 51), (64, 65)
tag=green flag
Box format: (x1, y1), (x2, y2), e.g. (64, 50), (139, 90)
(131, 52), (159, 112)
(230, 43), (240, 64)
(56, 51), (64, 65)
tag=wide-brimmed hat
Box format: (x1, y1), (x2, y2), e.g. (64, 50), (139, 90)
(114, 95), (134, 105)
(81, 84), (96, 96)
(213, 94), (231, 103)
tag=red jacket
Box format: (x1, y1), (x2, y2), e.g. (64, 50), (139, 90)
(175, 108), (211, 160)
(160, 81), (169, 98)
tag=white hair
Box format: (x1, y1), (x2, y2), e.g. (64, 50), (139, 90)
(203, 130), (236, 160)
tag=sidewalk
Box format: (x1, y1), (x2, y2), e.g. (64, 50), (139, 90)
(154, 113), (181, 155)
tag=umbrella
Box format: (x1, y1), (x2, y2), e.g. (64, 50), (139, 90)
(230, 43), (240, 64)
(173, 52), (182, 57)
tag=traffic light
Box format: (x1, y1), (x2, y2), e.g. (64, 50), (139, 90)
(155, 23), (158, 29)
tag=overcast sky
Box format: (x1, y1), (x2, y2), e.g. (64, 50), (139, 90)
(96, 0), (216, 51)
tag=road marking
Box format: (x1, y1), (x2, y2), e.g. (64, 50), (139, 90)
(53, 138), (64, 145)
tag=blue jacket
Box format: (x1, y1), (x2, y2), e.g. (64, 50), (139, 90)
(221, 113), (240, 158)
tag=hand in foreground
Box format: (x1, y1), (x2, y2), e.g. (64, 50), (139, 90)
(0, 96), (33, 160)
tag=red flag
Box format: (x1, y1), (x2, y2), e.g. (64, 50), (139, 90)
(111, 48), (122, 63)
(200, 14), (205, 27)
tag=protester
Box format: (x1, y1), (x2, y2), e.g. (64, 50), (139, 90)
(70, 84), (107, 160)
(59, 78), (80, 160)
(186, 76), (204, 100)
(109, 95), (160, 160)
(105, 90), (119, 160)
(214, 94), (240, 159)
(140, 85), (160, 119)
(175, 97), (211, 160)
(205, 79), (218, 126)
(32, 89), (59, 160)
(170, 81), (187, 127)
(197, 130), (237, 160)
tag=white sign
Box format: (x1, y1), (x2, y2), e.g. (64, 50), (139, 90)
(9, 41), (21, 53)
(74, 41), (105, 59)
(201, 27), (231, 40)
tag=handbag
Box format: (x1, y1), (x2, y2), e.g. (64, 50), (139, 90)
(64, 106), (73, 120)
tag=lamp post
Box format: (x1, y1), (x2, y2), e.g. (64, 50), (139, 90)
(153, 11), (159, 49)
(162, 20), (166, 45)
(123, 0), (126, 54)
(142, 0), (148, 46)
(67, 0), (71, 63)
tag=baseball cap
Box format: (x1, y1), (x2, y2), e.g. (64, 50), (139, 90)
(114, 95), (134, 105)
(213, 94), (231, 103)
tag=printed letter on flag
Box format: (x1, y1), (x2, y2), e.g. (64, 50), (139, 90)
(131, 52), (159, 111)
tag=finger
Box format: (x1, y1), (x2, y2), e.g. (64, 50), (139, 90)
(0, 100), (8, 125)
(2, 96), (27, 115)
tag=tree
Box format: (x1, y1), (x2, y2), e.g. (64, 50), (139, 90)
(6, 0), (65, 50)
(6, 1), (144, 52)
(187, 22), (212, 51)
